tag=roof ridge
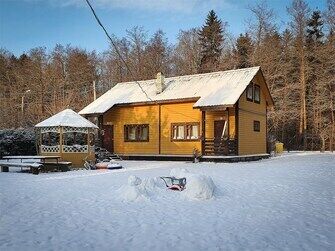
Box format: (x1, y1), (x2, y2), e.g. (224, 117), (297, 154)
(115, 66), (260, 86)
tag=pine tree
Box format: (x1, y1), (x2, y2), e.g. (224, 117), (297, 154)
(198, 10), (224, 73)
(234, 33), (253, 68)
(305, 10), (325, 150)
(306, 10), (324, 44)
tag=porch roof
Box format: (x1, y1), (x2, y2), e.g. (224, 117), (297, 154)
(79, 66), (269, 116)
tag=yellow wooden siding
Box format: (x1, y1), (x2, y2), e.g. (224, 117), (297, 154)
(238, 110), (266, 155)
(160, 102), (202, 155)
(103, 101), (239, 155)
(238, 74), (267, 155)
(103, 105), (160, 154)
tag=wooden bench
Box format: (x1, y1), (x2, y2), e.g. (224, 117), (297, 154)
(1, 156), (70, 173)
(0, 161), (43, 175)
(39, 161), (72, 172)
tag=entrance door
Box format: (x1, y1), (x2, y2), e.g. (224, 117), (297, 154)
(214, 120), (225, 140)
(103, 125), (114, 153)
(214, 120), (226, 155)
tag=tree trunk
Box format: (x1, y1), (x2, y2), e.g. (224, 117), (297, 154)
(321, 136), (325, 152)
(299, 47), (307, 151)
(330, 99), (334, 152)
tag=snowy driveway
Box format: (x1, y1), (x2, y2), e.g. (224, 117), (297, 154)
(0, 152), (334, 250)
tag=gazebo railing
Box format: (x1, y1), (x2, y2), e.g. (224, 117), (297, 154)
(62, 145), (89, 153)
(41, 145), (60, 153)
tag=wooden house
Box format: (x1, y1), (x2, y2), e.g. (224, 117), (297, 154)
(80, 67), (274, 160)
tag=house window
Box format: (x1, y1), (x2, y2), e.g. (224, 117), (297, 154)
(171, 123), (200, 141)
(124, 124), (149, 142)
(254, 85), (260, 103)
(246, 82), (261, 104)
(246, 85), (253, 101)
(254, 121), (260, 132)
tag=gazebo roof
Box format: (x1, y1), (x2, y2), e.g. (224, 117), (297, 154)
(35, 109), (98, 129)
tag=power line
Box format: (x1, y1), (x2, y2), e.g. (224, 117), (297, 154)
(84, 0), (152, 101)
(84, 0), (201, 122)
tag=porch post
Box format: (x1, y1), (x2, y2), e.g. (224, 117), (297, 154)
(235, 103), (239, 155)
(98, 115), (104, 148)
(201, 110), (206, 155)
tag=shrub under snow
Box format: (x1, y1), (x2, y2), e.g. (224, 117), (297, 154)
(0, 128), (36, 156)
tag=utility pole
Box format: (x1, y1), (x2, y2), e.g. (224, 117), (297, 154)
(93, 81), (96, 101)
(21, 90), (31, 114)
(21, 89), (31, 127)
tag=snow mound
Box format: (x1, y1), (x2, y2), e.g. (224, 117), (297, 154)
(122, 185), (147, 202)
(170, 168), (189, 178)
(141, 177), (164, 191)
(128, 175), (142, 186)
(170, 168), (216, 200)
(120, 176), (147, 202)
(184, 174), (215, 200)
(121, 176), (164, 202)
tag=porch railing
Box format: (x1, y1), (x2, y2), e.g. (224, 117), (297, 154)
(203, 138), (237, 156)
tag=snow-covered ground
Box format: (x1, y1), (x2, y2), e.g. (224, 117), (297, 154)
(0, 152), (334, 251)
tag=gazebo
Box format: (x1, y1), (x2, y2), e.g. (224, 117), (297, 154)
(35, 109), (98, 168)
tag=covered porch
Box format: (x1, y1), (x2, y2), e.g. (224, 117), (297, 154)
(200, 106), (238, 156)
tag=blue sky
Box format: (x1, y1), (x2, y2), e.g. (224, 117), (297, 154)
(0, 0), (327, 56)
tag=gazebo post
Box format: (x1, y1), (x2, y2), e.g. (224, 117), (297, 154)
(36, 128), (41, 155)
(87, 128), (90, 153)
(59, 126), (63, 160)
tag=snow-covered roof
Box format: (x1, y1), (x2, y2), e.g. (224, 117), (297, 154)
(80, 66), (263, 115)
(35, 109), (98, 128)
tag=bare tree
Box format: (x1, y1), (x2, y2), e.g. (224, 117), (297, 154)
(288, 0), (310, 150)
(173, 28), (202, 75)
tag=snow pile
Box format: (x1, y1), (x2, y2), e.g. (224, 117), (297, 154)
(170, 168), (216, 200)
(120, 175), (148, 202)
(170, 168), (189, 177)
(120, 176), (163, 202)
(128, 175), (142, 186)
(120, 169), (216, 201)
(142, 177), (165, 191)
(184, 174), (215, 200)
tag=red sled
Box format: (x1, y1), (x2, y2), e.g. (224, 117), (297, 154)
(160, 176), (186, 191)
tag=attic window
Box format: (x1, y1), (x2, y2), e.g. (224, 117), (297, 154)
(254, 85), (260, 103)
(246, 82), (261, 104)
(246, 85), (253, 101)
